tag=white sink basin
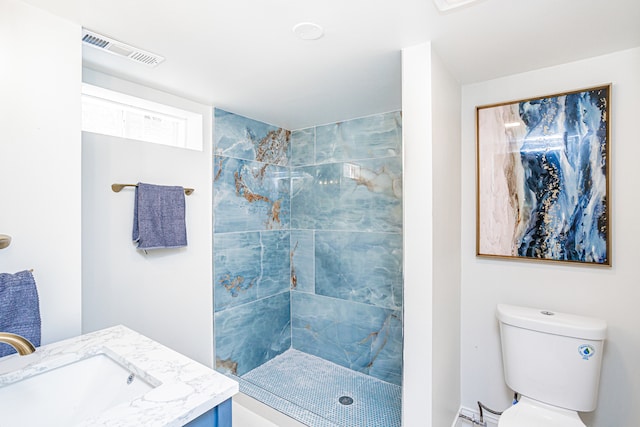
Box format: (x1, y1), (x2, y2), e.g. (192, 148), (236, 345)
(0, 353), (155, 426)
(0, 326), (238, 426)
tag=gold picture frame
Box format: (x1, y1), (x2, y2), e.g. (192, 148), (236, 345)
(476, 85), (611, 265)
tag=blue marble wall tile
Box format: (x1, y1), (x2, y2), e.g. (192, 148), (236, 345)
(290, 157), (402, 233)
(366, 310), (403, 386)
(290, 230), (314, 293)
(315, 112), (401, 164)
(214, 231), (290, 312)
(315, 231), (402, 310)
(214, 232), (259, 311)
(214, 109), (291, 166)
(214, 108), (404, 387)
(214, 156), (290, 233)
(291, 292), (402, 385)
(215, 292), (291, 376)
(290, 128), (315, 167)
(256, 231), (291, 299)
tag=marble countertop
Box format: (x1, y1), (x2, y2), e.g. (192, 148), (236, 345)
(0, 325), (238, 426)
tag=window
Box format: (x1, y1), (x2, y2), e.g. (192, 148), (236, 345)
(81, 83), (203, 151)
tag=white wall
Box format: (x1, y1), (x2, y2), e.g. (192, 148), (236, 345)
(431, 49), (462, 427)
(402, 42), (434, 426)
(0, 0), (82, 344)
(402, 42), (462, 427)
(460, 47), (640, 427)
(81, 69), (214, 366)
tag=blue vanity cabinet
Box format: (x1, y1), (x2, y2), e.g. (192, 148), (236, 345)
(184, 398), (232, 427)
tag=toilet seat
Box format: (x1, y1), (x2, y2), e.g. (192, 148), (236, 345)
(498, 396), (586, 427)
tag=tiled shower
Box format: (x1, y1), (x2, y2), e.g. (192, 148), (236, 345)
(213, 109), (403, 426)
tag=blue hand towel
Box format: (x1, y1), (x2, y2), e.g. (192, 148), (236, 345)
(132, 182), (188, 250)
(0, 270), (41, 357)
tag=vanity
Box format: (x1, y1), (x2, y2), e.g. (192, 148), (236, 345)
(0, 325), (238, 426)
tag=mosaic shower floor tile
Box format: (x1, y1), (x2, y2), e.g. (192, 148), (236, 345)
(240, 349), (401, 427)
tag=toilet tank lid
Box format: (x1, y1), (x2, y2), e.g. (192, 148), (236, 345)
(497, 304), (607, 340)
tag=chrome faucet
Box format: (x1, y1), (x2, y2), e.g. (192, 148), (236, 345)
(0, 332), (36, 355)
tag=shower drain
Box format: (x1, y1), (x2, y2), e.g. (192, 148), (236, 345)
(339, 396), (354, 405)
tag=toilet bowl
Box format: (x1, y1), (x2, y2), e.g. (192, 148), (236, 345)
(496, 304), (606, 427)
(498, 396), (585, 427)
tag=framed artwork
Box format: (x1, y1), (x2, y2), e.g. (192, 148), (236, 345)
(476, 85), (610, 265)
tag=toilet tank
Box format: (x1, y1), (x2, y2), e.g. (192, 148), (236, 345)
(497, 304), (606, 412)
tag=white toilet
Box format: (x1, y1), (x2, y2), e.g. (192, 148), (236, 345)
(496, 304), (607, 427)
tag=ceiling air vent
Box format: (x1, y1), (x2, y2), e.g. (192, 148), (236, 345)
(81, 29), (164, 67)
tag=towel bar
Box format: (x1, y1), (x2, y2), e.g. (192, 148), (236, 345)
(111, 183), (194, 195)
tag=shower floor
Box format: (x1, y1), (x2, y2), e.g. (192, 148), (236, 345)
(239, 349), (401, 427)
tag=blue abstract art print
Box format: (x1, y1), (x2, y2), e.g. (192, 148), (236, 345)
(476, 85), (610, 265)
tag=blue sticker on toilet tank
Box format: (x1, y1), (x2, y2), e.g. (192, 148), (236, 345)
(578, 344), (595, 360)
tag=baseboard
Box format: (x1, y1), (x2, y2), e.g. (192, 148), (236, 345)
(451, 405), (500, 427)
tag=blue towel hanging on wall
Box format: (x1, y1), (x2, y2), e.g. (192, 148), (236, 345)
(133, 182), (188, 250)
(0, 270), (41, 357)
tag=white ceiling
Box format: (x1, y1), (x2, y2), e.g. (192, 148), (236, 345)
(22, 0), (640, 129)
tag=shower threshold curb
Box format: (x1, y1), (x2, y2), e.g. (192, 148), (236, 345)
(238, 377), (338, 427)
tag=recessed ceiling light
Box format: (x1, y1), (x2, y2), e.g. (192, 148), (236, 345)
(292, 22), (324, 41)
(433, 0), (480, 11)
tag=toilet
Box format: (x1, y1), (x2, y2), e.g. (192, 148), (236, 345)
(496, 304), (607, 427)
